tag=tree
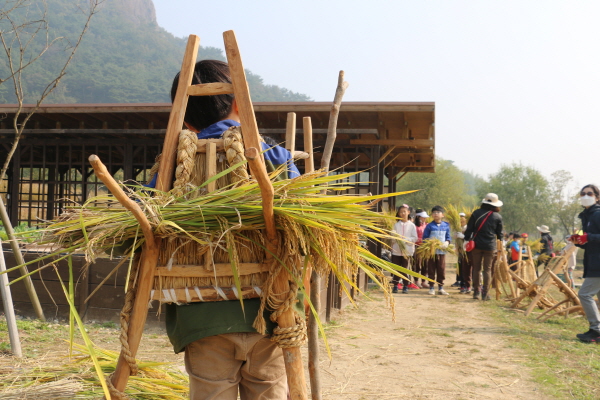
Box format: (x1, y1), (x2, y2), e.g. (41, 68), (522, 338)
(0, 0), (102, 323)
(395, 158), (477, 211)
(477, 163), (552, 235)
(549, 170), (581, 237)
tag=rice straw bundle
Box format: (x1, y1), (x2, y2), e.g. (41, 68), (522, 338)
(444, 204), (462, 233)
(554, 241), (566, 253)
(0, 343), (189, 399)
(14, 168), (421, 320)
(526, 238), (543, 253)
(415, 238), (456, 261)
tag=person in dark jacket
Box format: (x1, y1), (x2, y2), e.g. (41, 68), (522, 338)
(536, 225), (554, 273)
(464, 193), (504, 301)
(572, 184), (600, 343)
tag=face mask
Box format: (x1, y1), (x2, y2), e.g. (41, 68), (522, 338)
(580, 195), (596, 207)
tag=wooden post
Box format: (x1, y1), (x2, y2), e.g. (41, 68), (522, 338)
(0, 239), (22, 357)
(110, 34), (200, 394)
(286, 112), (296, 153)
(225, 30), (307, 400)
(321, 71), (349, 173)
(304, 117), (322, 400)
(0, 197), (45, 321)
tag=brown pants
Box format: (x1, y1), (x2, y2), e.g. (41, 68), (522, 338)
(459, 252), (472, 287)
(391, 255), (410, 286)
(470, 248), (495, 291)
(427, 254), (446, 287)
(185, 333), (287, 400)
(413, 252), (426, 283)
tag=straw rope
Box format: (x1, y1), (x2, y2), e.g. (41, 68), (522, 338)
(172, 129), (198, 197)
(271, 314), (308, 348)
(223, 126), (250, 183)
(106, 377), (130, 400)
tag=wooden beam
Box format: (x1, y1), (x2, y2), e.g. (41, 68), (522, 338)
(197, 139), (225, 152)
(350, 139), (433, 147)
(188, 82), (234, 96)
(377, 146), (396, 164)
(384, 153), (401, 169)
(156, 263), (268, 278)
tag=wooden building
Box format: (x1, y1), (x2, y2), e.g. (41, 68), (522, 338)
(0, 101), (435, 322)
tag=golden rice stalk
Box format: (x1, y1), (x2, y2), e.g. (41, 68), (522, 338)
(537, 253), (551, 264)
(444, 204), (462, 233)
(526, 238), (543, 253)
(0, 343), (189, 399)
(462, 206), (477, 222)
(415, 238), (456, 261)
(554, 241), (566, 252)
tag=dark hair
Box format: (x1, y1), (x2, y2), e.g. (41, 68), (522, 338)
(397, 204), (409, 215)
(480, 203), (501, 212)
(431, 205), (445, 214)
(170, 60), (234, 131)
(414, 208), (425, 227)
(581, 184), (600, 203)
(512, 233), (521, 239)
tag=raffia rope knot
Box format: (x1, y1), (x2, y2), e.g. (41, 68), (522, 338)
(271, 315), (307, 348)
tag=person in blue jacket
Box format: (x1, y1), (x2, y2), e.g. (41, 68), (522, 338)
(422, 205), (452, 296)
(572, 184), (600, 343)
(148, 59), (301, 399)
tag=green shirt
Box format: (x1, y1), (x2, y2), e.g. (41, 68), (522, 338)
(165, 295), (304, 354)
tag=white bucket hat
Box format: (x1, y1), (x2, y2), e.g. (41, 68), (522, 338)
(459, 212), (466, 217)
(416, 211), (429, 218)
(537, 225), (551, 234)
(482, 193), (503, 207)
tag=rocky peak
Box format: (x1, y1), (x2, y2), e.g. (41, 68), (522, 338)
(104, 0), (157, 26)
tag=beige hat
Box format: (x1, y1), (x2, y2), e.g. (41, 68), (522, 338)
(482, 193), (503, 207)
(537, 225), (551, 234)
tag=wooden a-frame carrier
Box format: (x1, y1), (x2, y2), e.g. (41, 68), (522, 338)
(89, 31), (309, 399)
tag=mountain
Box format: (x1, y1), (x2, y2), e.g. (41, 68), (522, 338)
(0, 0), (312, 104)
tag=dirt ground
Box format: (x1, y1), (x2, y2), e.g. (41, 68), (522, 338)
(308, 287), (548, 400)
(1, 284), (553, 400)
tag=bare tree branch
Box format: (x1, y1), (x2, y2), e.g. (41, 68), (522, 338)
(0, 0), (103, 181)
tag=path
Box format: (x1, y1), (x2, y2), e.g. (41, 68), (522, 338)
(308, 287), (549, 400)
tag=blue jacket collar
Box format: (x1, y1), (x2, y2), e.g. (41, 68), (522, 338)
(197, 119), (240, 139)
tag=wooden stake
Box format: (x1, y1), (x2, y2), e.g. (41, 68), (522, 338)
(0, 197), (45, 321)
(0, 239), (22, 357)
(225, 30), (307, 400)
(111, 34), (200, 394)
(286, 112), (296, 153)
(320, 71), (349, 172)
(304, 116), (322, 400)
(205, 142), (217, 193)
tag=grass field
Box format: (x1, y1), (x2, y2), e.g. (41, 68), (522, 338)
(482, 299), (600, 400)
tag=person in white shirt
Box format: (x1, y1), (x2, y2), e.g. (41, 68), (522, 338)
(562, 235), (579, 289)
(391, 204), (418, 293)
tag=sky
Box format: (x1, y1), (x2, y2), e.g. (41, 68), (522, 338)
(152, 0), (600, 192)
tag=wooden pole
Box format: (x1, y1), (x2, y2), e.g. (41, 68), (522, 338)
(110, 34), (200, 394)
(320, 71), (349, 173)
(0, 239), (22, 357)
(286, 112), (297, 153)
(304, 117), (322, 400)
(224, 30), (307, 400)
(0, 197), (45, 321)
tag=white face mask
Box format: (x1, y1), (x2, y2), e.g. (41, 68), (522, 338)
(580, 195), (596, 207)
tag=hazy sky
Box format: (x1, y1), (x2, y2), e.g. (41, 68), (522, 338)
(153, 0), (600, 192)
